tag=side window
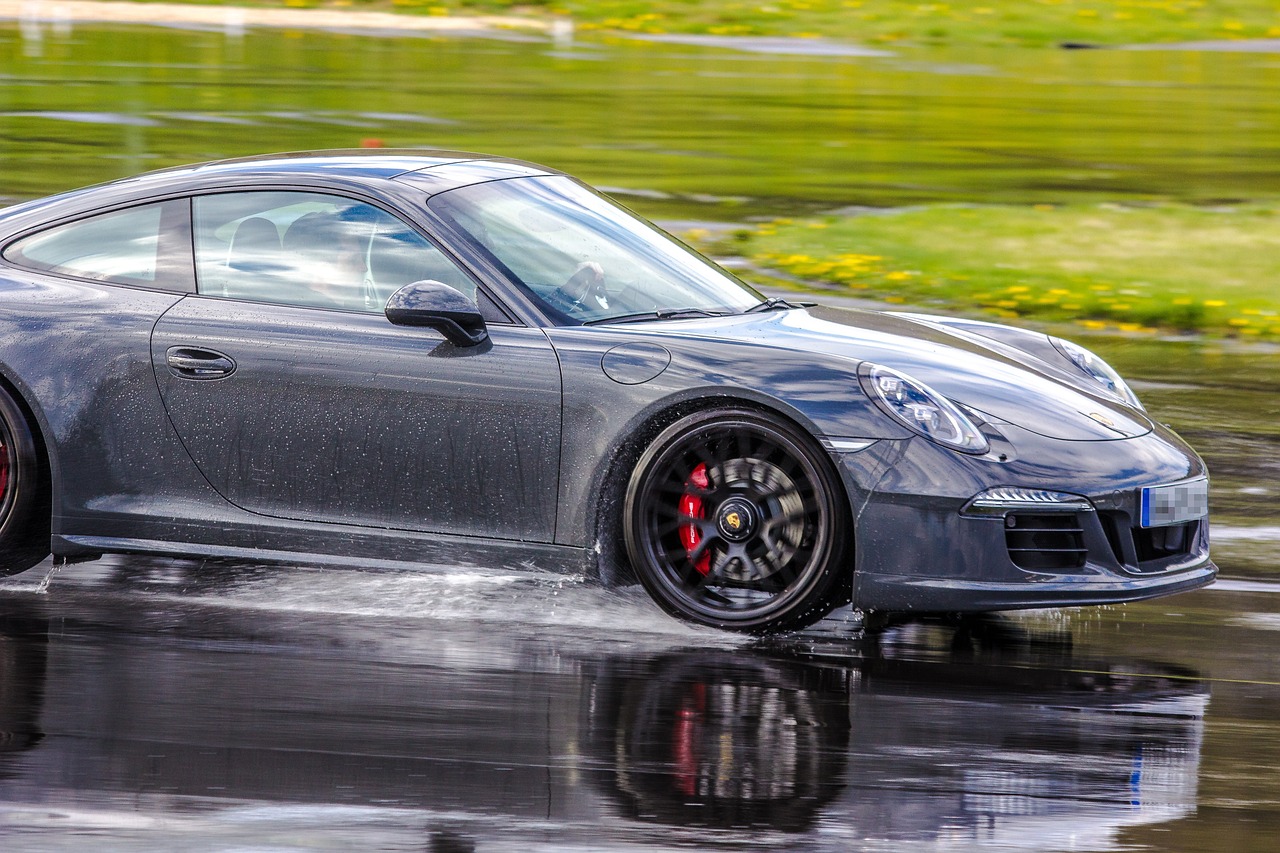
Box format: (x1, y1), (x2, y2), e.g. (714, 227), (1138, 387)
(2, 200), (192, 291)
(193, 192), (477, 312)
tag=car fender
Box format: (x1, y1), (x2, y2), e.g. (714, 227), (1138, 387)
(546, 327), (907, 562)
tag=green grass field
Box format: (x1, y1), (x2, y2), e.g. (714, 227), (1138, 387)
(17, 1), (1280, 339)
(175, 0), (1280, 49)
(685, 203), (1280, 339)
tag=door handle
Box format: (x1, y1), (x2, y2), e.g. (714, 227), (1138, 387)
(166, 347), (237, 380)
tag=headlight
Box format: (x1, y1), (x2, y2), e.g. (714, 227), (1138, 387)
(1050, 337), (1143, 410)
(859, 363), (989, 454)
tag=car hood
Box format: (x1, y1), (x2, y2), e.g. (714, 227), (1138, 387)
(629, 306), (1153, 441)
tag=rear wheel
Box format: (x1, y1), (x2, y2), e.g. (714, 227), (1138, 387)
(624, 408), (848, 632)
(0, 390), (49, 576)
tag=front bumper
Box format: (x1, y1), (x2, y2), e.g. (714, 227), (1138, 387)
(854, 560), (1217, 613)
(834, 427), (1217, 613)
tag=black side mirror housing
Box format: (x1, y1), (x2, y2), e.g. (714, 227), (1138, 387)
(385, 280), (489, 347)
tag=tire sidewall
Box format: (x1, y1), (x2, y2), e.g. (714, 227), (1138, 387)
(0, 391), (46, 571)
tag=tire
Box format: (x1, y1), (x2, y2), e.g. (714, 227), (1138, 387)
(0, 390), (50, 576)
(623, 408), (848, 633)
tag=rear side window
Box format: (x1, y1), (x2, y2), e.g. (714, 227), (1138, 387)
(2, 200), (193, 291)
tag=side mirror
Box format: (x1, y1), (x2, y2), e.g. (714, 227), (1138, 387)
(385, 280), (489, 347)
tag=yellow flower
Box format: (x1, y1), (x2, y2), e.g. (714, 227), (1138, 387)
(1204, 300), (1226, 308)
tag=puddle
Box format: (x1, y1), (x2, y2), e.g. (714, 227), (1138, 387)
(0, 110), (161, 126)
(625, 33), (893, 57)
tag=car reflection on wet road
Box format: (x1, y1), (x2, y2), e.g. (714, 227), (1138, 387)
(1, 556), (1271, 852)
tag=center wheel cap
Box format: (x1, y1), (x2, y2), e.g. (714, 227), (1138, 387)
(716, 497), (758, 543)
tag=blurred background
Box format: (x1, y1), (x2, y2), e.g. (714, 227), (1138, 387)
(3, 7), (1280, 852)
(2, 0), (1277, 570)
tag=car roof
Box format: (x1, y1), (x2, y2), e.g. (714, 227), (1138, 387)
(132, 149), (557, 184)
(0, 150), (563, 229)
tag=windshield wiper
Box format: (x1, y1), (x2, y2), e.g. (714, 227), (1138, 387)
(744, 297), (805, 314)
(585, 308), (729, 325)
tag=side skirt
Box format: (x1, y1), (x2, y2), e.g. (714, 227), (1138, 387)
(52, 534), (594, 579)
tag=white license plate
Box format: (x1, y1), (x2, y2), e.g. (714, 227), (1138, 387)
(1140, 478), (1209, 528)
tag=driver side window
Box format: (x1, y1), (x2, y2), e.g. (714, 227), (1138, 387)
(192, 192), (475, 312)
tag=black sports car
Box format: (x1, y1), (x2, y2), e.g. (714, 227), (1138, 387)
(0, 151), (1214, 632)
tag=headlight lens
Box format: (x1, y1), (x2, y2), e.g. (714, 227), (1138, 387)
(1050, 337), (1143, 409)
(859, 363), (989, 454)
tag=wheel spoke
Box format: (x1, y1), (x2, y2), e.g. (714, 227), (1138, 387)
(762, 509), (810, 530)
(691, 444), (721, 478)
(754, 484), (802, 504)
(657, 481), (714, 498)
(654, 515), (708, 537)
(686, 536), (714, 568)
(696, 585), (736, 608)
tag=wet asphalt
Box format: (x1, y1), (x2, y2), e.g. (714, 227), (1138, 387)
(0, 550), (1276, 852)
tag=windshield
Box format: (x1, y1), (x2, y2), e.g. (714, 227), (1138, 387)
(428, 176), (760, 323)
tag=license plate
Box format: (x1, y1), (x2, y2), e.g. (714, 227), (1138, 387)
(1141, 478), (1209, 528)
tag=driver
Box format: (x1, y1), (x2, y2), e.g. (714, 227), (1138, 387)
(282, 206), (377, 309)
(561, 260), (609, 312)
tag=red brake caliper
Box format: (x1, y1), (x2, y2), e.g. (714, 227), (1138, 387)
(672, 682), (706, 796)
(679, 463), (711, 575)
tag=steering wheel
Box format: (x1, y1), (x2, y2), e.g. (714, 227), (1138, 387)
(560, 261), (609, 313)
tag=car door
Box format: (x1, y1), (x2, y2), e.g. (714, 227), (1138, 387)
(150, 190), (562, 541)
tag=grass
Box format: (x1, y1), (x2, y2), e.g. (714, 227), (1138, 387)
(684, 202), (1280, 339)
(7, 2), (1280, 345)
(132, 0), (1280, 49)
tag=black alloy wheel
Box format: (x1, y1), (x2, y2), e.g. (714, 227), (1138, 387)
(0, 390), (49, 576)
(624, 408), (848, 632)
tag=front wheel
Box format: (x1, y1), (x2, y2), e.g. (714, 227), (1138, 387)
(624, 408), (848, 633)
(0, 390), (50, 576)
